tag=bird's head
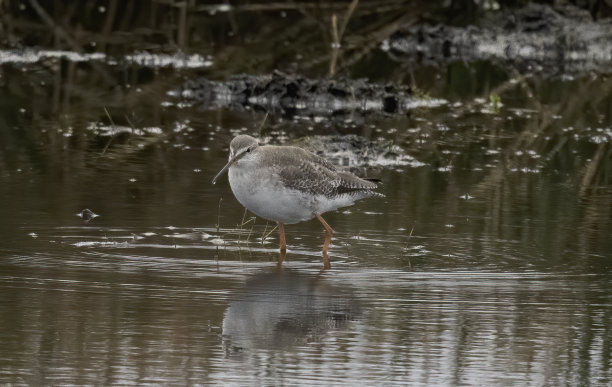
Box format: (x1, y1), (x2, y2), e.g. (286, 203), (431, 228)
(212, 135), (259, 184)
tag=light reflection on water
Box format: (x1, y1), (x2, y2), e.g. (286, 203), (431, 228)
(1, 3), (611, 382)
(1, 221), (610, 385)
(0, 150), (610, 384)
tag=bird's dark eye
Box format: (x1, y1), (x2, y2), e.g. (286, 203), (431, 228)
(246, 147), (251, 153)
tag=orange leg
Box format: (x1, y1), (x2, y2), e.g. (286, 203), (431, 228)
(277, 248), (286, 268)
(278, 221), (287, 253)
(316, 214), (333, 269)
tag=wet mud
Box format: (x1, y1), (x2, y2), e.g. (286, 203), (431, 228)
(292, 134), (424, 176)
(173, 70), (445, 119)
(385, 4), (612, 74)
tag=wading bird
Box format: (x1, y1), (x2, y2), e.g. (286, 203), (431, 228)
(213, 135), (383, 266)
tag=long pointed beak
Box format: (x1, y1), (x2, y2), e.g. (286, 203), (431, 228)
(212, 153), (239, 184)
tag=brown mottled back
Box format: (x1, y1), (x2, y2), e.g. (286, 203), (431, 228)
(259, 145), (382, 199)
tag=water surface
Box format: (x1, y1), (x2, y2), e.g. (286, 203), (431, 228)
(1, 1), (611, 385)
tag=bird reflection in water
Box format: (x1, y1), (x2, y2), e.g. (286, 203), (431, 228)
(222, 266), (359, 355)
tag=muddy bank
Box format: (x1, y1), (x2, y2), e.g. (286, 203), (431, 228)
(291, 135), (424, 177)
(171, 71), (445, 119)
(385, 4), (612, 74)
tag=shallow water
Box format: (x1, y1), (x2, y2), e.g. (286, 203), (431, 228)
(1, 146), (610, 385)
(1, 2), (612, 385)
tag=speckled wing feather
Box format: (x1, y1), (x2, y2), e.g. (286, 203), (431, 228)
(261, 145), (381, 198)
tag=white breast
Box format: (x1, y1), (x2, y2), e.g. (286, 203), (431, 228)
(228, 164), (317, 224)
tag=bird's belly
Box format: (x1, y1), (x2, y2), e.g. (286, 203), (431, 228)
(228, 168), (316, 224)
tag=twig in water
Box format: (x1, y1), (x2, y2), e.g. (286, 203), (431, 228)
(28, 0), (115, 85)
(261, 221), (269, 246)
(177, 0), (187, 47)
(215, 197), (223, 260)
(339, 0), (359, 39)
(237, 207), (247, 243)
(262, 223), (278, 246)
(125, 113), (137, 135)
(238, 215), (257, 257)
(239, 216), (256, 229)
(246, 216), (256, 254)
(256, 112), (269, 134)
(329, 14), (339, 76)
(101, 107), (117, 156)
(402, 223), (416, 269)
(580, 142), (607, 196)
(329, 0), (359, 76)
(236, 207), (250, 257)
(216, 197), (223, 234)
